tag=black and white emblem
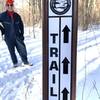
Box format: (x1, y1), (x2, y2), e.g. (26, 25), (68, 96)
(50, 0), (71, 15)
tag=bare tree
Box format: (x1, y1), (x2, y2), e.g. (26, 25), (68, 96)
(0, 1), (5, 12)
(78, 0), (100, 30)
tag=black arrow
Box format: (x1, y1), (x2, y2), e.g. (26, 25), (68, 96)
(62, 25), (70, 43)
(62, 57), (70, 74)
(62, 88), (69, 100)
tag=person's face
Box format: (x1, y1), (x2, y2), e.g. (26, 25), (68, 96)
(6, 3), (14, 11)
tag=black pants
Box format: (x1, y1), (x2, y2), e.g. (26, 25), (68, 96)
(5, 37), (29, 64)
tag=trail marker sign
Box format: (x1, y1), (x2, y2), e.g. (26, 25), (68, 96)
(43, 0), (78, 100)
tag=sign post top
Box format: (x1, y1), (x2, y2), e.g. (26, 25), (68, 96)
(50, 0), (71, 15)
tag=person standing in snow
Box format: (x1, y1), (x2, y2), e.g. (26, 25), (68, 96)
(0, 0), (32, 67)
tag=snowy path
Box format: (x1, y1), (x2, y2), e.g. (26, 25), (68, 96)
(77, 28), (100, 100)
(1, 26), (100, 100)
(0, 33), (42, 100)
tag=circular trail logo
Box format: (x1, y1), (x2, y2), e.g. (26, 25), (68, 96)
(50, 0), (71, 15)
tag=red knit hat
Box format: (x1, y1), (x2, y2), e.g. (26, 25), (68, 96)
(6, 0), (14, 5)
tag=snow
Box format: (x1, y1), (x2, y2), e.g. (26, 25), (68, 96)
(77, 28), (100, 100)
(0, 26), (42, 100)
(0, 25), (100, 100)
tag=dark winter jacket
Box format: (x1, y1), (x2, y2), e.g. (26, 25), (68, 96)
(0, 11), (24, 41)
(0, 25), (5, 36)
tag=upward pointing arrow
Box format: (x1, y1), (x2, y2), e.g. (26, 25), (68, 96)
(62, 57), (70, 74)
(62, 88), (69, 100)
(62, 25), (70, 43)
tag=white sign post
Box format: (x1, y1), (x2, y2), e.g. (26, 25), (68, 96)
(43, 0), (78, 100)
(48, 0), (77, 100)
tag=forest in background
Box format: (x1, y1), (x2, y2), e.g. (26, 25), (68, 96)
(0, 0), (100, 31)
(78, 0), (100, 30)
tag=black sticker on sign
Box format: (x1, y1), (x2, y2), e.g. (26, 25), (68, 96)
(50, 0), (71, 15)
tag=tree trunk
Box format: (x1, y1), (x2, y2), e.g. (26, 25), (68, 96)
(82, 0), (89, 30)
(81, 0), (94, 31)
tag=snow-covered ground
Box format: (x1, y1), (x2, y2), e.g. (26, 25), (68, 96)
(0, 26), (42, 100)
(77, 27), (100, 100)
(0, 25), (100, 100)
